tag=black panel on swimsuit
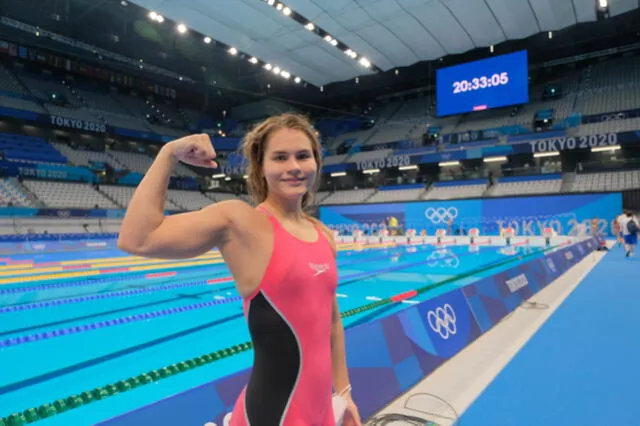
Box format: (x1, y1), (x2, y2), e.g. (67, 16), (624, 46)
(244, 291), (301, 425)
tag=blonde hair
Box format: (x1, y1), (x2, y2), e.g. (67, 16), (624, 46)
(241, 113), (322, 210)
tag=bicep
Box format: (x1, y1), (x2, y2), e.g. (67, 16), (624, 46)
(121, 200), (250, 259)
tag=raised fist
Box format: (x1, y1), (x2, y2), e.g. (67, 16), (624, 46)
(166, 134), (218, 168)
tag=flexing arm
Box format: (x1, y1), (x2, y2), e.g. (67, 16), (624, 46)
(117, 140), (251, 259)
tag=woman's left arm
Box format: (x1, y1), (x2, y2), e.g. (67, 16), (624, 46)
(331, 296), (351, 395)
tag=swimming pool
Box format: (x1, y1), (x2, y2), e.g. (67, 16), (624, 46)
(0, 241), (547, 425)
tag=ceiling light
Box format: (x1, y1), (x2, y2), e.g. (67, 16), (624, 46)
(267, 0), (275, 5)
(148, 11), (157, 20)
(305, 22), (315, 31)
(273, 66), (281, 75)
(281, 71), (291, 79)
(249, 57), (258, 64)
(264, 63), (273, 70)
(294, 76), (301, 83)
(276, 3), (283, 10)
(283, 7), (291, 15)
(203, 36), (212, 44)
(156, 15), (164, 23)
(176, 23), (187, 34)
(359, 57), (371, 68)
(228, 47), (238, 55)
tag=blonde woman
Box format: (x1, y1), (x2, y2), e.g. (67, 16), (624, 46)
(118, 114), (361, 426)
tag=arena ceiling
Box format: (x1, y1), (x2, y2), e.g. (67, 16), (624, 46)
(127, 0), (637, 87)
(0, 0), (639, 112)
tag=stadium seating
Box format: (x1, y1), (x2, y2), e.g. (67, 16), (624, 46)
(22, 180), (118, 209)
(320, 189), (376, 205)
(488, 174), (563, 197)
(570, 170), (640, 192)
(424, 180), (488, 200)
(366, 186), (426, 203)
(0, 178), (33, 207)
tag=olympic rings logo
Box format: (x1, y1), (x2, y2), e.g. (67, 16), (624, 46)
(427, 303), (457, 340)
(425, 207), (458, 224)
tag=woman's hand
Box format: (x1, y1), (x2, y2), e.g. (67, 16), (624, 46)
(343, 398), (362, 426)
(166, 134), (218, 168)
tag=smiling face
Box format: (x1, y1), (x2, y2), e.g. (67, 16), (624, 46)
(262, 127), (318, 203)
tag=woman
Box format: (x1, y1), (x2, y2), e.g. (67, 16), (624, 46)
(118, 113), (361, 426)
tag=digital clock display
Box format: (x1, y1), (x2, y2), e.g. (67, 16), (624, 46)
(436, 50), (529, 117)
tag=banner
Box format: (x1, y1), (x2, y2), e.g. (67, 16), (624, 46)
(527, 132), (618, 153)
(319, 193), (622, 237)
(0, 160), (96, 182)
(581, 108), (640, 124)
(48, 115), (107, 134)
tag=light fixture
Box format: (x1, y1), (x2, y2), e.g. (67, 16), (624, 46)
(249, 57), (258, 64)
(294, 77), (301, 83)
(398, 165), (418, 171)
(156, 15), (164, 23)
(228, 47), (238, 55)
(533, 152), (560, 158)
(305, 22), (315, 31)
(212, 173), (225, 179)
(359, 57), (371, 68)
(273, 66), (281, 75)
(362, 169), (380, 174)
(264, 63), (273, 70)
(330, 172), (347, 177)
(483, 156), (507, 163)
(438, 161), (460, 167)
(148, 11), (157, 20)
(224, 176), (232, 181)
(281, 71), (291, 79)
(283, 7), (291, 15)
(276, 3), (283, 10)
(176, 23), (187, 34)
(591, 145), (620, 153)
(203, 36), (212, 44)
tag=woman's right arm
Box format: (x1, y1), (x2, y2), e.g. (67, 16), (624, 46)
(117, 136), (253, 259)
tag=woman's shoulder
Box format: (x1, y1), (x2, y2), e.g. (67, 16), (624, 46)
(307, 216), (337, 256)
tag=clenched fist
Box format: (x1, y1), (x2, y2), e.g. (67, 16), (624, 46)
(166, 134), (218, 168)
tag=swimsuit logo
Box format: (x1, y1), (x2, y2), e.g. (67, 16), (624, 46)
(427, 304), (457, 339)
(309, 263), (330, 277)
(425, 207), (458, 224)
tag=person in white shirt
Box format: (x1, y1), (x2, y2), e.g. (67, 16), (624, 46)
(617, 210), (639, 258)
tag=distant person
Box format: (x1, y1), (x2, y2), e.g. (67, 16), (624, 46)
(612, 216), (623, 247)
(590, 216), (599, 237)
(618, 210), (639, 258)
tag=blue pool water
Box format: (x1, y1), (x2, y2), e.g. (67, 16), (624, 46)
(0, 242), (545, 425)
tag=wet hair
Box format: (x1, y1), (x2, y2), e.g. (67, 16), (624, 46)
(241, 113), (322, 210)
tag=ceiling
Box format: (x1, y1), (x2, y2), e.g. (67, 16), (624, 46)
(128, 0), (639, 86)
(0, 0), (639, 115)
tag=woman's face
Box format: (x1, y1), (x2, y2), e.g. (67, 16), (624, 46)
(262, 127), (318, 202)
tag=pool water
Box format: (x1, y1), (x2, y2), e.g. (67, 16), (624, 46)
(0, 242), (545, 425)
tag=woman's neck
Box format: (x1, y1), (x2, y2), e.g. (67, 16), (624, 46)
(262, 194), (305, 222)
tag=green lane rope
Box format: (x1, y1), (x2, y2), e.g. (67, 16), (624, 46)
(1, 244), (558, 425)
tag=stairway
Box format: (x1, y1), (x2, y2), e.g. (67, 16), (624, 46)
(13, 178), (45, 208)
(97, 188), (123, 209)
(560, 172), (576, 193)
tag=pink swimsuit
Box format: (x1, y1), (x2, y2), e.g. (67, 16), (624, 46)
(230, 208), (338, 426)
